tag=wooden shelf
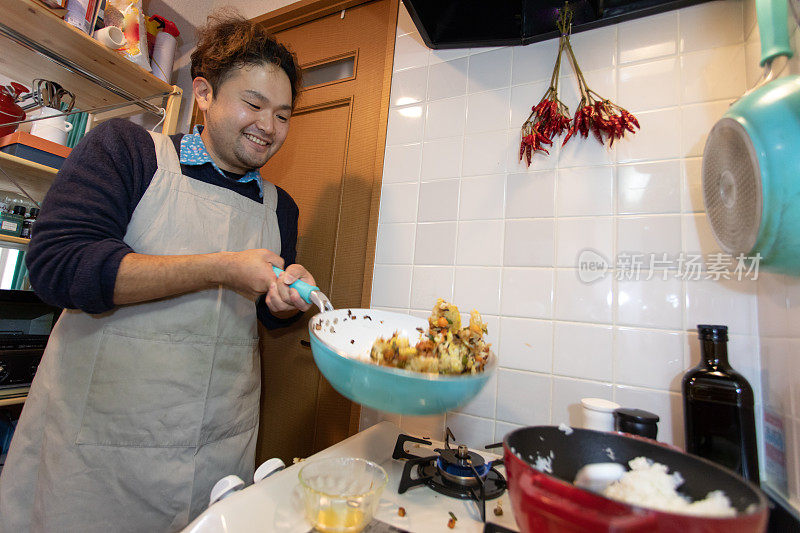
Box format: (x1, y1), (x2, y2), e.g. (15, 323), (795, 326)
(0, 388), (29, 407)
(0, 151), (58, 203)
(0, 0), (174, 113)
(0, 1), (183, 230)
(0, 234), (31, 247)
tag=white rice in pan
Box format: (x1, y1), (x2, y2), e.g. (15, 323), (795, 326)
(602, 457), (736, 517)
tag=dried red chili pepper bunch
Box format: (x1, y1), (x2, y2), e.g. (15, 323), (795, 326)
(565, 97), (640, 146)
(519, 35), (571, 166)
(519, 88), (571, 165)
(559, 10), (639, 147)
(562, 43), (640, 147)
(520, 5), (640, 166)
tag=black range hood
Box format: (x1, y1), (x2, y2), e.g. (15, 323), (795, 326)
(402, 0), (712, 49)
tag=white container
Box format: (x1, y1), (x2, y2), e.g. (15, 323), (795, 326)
(580, 397), (620, 432)
(30, 107), (73, 146)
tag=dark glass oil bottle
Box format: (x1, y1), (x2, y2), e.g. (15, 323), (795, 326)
(682, 324), (759, 483)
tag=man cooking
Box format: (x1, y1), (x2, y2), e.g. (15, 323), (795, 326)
(0, 12), (312, 532)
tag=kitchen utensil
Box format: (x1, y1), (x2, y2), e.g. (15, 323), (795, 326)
(32, 79), (75, 113)
(310, 308), (496, 414)
(33, 79), (53, 109)
(702, 0), (800, 273)
(0, 83), (28, 137)
(272, 266), (496, 415)
(573, 462), (626, 493)
(503, 426), (768, 533)
(271, 265), (332, 312)
(298, 457), (387, 533)
(54, 86), (76, 113)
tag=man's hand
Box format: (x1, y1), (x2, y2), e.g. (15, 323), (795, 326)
(265, 263), (315, 317)
(215, 248), (287, 300)
(112, 249), (316, 311)
(114, 249), (284, 306)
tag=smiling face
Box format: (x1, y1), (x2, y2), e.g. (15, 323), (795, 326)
(193, 62), (293, 174)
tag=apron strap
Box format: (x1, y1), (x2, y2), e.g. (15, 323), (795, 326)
(261, 180), (278, 212)
(148, 130), (183, 175)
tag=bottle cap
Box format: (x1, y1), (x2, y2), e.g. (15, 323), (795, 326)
(12, 205), (26, 216)
(613, 408), (659, 439)
(30, 208), (40, 218)
(614, 408), (659, 423)
(697, 324), (728, 342)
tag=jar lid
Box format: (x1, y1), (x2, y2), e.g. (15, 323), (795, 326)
(580, 398), (620, 413)
(613, 408), (660, 423)
(697, 324), (728, 341)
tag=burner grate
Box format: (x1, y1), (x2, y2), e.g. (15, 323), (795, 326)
(392, 431), (506, 522)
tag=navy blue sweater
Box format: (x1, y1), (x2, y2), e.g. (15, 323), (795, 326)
(26, 118), (301, 329)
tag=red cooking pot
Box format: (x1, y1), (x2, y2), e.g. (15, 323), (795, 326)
(0, 83), (29, 138)
(504, 426), (768, 533)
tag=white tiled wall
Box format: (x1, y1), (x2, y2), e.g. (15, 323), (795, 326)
(364, 0), (780, 489)
(747, 0), (800, 510)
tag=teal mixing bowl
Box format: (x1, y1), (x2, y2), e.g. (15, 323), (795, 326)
(307, 308), (496, 415)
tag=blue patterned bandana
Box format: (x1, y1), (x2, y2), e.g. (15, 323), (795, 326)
(179, 125), (263, 198)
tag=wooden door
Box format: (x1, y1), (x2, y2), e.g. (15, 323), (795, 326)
(253, 0), (398, 464)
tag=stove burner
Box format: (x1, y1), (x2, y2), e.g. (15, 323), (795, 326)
(392, 429), (506, 522)
(436, 445), (490, 486)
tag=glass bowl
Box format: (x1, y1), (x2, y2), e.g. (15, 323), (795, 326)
(298, 457), (388, 533)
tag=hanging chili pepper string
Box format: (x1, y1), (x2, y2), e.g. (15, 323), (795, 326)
(520, 2), (641, 165)
(561, 25), (640, 147)
(519, 10), (573, 166)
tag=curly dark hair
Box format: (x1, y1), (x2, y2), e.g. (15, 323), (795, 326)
(191, 9), (302, 107)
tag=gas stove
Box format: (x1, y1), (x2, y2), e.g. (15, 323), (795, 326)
(392, 429), (507, 522)
(183, 421), (519, 533)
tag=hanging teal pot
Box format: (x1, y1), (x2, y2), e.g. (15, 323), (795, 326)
(702, 0), (800, 274)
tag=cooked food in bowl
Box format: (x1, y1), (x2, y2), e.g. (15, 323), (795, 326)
(370, 299), (491, 374)
(307, 307), (496, 414)
(600, 457), (736, 517)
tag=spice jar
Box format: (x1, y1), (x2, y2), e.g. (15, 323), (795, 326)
(21, 207), (38, 239)
(580, 398), (620, 432)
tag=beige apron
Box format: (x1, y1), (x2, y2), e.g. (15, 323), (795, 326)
(0, 131), (280, 532)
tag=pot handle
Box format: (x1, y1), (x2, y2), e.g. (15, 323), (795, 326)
(271, 265), (320, 304)
(757, 0), (793, 66)
(10, 82), (29, 99)
(523, 471), (657, 532)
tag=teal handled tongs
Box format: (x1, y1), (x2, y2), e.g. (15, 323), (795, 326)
(271, 266), (334, 312)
